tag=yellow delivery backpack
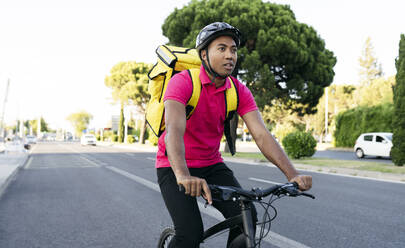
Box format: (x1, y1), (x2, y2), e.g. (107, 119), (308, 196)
(145, 45), (239, 154)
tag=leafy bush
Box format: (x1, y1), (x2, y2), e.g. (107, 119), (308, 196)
(102, 130), (114, 141)
(334, 103), (393, 147)
(273, 122), (299, 143)
(282, 131), (317, 159)
(127, 135), (135, 144)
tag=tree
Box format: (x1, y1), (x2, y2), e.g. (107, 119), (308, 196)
(27, 117), (50, 135)
(261, 101), (306, 142)
(162, 0), (336, 151)
(391, 34), (405, 166)
(105, 61), (151, 144)
(356, 76), (395, 106)
(118, 62), (151, 144)
(66, 111), (93, 137)
(358, 37), (383, 86)
(306, 84), (356, 142)
(105, 62), (131, 143)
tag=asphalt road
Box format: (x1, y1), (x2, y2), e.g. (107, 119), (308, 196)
(0, 142), (403, 248)
(314, 150), (393, 164)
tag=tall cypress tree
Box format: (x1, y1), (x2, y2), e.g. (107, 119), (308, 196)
(391, 34), (405, 166)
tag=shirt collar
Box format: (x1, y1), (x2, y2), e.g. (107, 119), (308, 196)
(199, 65), (231, 91)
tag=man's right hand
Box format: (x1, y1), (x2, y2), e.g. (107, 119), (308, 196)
(177, 175), (212, 205)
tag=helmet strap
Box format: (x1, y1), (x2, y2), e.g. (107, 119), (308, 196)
(203, 48), (227, 84)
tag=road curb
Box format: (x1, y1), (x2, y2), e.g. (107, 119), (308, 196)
(0, 153), (30, 199)
(97, 142), (404, 184)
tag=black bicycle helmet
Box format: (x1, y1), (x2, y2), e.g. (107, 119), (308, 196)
(196, 22), (242, 56)
(195, 22), (242, 80)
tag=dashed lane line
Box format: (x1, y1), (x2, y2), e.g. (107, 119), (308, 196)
(56, 143), (105, 167)
(249, 177), (281, 185)
(27, 165), (98, 170)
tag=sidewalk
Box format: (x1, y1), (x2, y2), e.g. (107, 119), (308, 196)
(0, 151), (29, 198)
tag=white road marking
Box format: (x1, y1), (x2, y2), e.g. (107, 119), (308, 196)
(24, 157), (33, 169)
(27, 166), (98, 170)
(76, 156), (100, 167)
(106, 166), (311, 248)
(105, 166), (160, 191)
(56, 143), (104, 167)
(146, 157), (156, 161)
(249, 177), (282, 185)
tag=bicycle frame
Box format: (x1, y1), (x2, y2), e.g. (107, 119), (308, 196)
(201, 196), (256, 247)
(159, 183), (314, 248)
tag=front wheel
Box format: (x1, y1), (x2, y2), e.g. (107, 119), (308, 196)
(356, 148), (364, 158)
(157, 227), (175, 248)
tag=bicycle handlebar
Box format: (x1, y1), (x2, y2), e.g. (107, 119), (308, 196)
(208, 182), (315, 202)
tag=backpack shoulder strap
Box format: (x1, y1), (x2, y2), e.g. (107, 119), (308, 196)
(224, 76), (239, 156)
(185, 68), (202, 119)
(225, 77), (239, 121)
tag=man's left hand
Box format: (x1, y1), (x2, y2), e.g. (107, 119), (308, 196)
(290, 175), (312, 191)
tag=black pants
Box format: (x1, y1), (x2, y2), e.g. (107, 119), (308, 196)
(157, 163), (257, 248)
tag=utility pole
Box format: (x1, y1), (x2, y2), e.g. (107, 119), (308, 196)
(0, 79), (10, 138)
(19, 117), (24, 137)
(37, 116), (41, 138)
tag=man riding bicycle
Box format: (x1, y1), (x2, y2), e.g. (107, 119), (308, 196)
(156, 22), (312, 248)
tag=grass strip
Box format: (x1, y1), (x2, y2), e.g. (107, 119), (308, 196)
(222, 152), (405, 175)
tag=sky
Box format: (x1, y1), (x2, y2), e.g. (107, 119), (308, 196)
(0, 0), (404, 132)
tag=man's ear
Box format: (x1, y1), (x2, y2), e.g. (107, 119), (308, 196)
(200, 49), (207, 61)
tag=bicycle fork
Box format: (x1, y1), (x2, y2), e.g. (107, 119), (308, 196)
(240, 200), (256, 248)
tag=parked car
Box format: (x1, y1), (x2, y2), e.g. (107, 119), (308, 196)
(80, 134), (97, 146)
(354, 132), (393, 158)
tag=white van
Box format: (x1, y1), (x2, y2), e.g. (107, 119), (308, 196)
(354, 132), (393, 158)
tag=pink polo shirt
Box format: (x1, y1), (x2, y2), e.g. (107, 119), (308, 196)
(155, 65), (258, 168)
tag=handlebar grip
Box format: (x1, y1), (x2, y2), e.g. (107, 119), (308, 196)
(290, 182), (299, 188)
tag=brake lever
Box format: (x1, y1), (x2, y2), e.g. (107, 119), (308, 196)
(280, 184), (300, 197)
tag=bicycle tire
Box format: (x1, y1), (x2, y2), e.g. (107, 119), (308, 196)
(157, 227), (175, 248)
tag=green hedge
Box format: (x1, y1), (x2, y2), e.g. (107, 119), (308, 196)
(334, 103), (393, 147)
(282, 131), (317, 159)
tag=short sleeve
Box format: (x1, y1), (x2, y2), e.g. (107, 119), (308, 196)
(163, 71), (193, 105)
(235, 79), (258, 116)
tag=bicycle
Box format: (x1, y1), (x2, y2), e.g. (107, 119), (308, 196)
(157, 182), (315, 248)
